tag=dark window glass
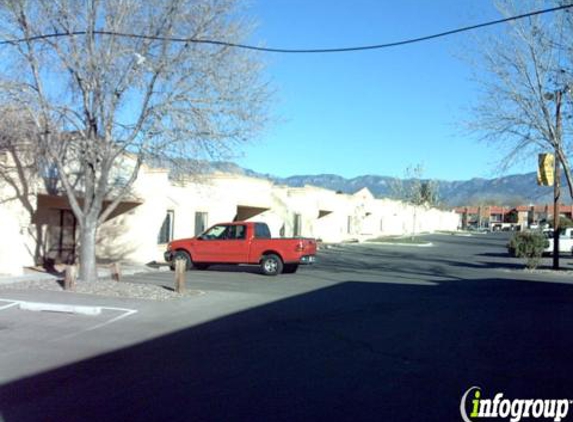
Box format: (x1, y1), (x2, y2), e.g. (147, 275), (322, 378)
(233, 225), (246, 239)
(158, 211), (174, 244)
(220, 225), (247, 240)
(255, 223), (271, 239)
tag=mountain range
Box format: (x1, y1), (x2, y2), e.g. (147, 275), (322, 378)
(211, 162), (562, 207)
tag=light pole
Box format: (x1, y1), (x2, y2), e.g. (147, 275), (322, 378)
(548, 88), (565, 270)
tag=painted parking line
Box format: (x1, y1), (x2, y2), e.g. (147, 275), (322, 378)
(0, 297), (138, 339)
(0, 300), (19, 311)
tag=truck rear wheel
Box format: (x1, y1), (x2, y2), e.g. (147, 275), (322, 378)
(171, 250), (192, 271)
(260, 254), (283, 276)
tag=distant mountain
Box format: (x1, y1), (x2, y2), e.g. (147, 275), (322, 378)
(210, 162), (561, 207)
(272, 173), (558, 207)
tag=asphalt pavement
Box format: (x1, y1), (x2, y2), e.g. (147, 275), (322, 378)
(1, 232), (572, 422)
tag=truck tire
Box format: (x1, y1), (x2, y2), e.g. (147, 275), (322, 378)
(282, 264), (299, 274)
(260, 254), (283, 276)
(171, 250), (192, 271)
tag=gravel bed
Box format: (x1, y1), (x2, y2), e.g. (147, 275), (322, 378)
(0, 277), (204, 301)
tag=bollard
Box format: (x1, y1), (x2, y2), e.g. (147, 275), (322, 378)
(174, 258), (186, 294)
(110, 262), (121, 282)
(64, 265), (76, 291)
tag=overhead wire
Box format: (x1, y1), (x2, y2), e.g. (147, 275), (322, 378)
(0, 3), (572, 53)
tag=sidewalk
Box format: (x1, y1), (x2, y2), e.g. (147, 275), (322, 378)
(0, 262), (169, 286)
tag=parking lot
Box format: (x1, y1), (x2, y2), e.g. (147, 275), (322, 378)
(1, 232), (572, 421)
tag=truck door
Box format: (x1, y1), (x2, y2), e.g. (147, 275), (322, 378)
(195, 224), (227, 262)
(196, 224), (249, 263)
(218, 224), (249, 263)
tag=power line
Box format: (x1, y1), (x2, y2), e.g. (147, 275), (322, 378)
(1, 3), (572, 53)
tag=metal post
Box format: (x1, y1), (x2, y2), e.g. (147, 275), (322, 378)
(553, 90), (562, 270)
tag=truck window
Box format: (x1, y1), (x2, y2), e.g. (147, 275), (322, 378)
(224, 225), (246, 240)
(255, 223), (271, 239)
(202, 225), (227, 239)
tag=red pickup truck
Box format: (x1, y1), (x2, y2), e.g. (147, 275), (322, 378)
(164, 221), (317, 276)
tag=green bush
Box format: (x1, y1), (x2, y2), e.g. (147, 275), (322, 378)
(507, 231), (549, 269)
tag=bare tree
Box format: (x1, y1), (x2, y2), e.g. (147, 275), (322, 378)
(391, 164), (440, 238)
(391, 164), (440, 207)
(468, 0), (573, 197)
(0, 0), (271, 281)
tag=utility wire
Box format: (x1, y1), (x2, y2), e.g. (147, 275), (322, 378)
(1, 3), (572, 53)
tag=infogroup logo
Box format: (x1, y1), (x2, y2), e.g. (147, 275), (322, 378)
(460, 387), (572, 422)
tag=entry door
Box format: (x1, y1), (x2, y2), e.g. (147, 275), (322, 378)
(46, 209), (77, 264)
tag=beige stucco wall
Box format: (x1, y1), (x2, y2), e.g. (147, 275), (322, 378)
(0, 162), (462, 274)
(0, 180), (37, 275)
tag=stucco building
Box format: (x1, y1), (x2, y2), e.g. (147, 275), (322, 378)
(0, 159), (460, 276)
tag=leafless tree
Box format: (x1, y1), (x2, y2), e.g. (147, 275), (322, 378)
(390, 164), (440, 208)
(391, 164), (440, 238)
(0, 0), (271, 281)
(468, 0), (573, 197)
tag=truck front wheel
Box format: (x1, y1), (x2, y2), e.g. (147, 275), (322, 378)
(260, 254), (283, 276)
(171, 250), (192, 271)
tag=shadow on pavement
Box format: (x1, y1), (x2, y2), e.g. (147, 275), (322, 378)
(0, 277), (572, 421)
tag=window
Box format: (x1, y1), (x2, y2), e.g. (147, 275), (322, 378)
(228, 225), (246, 240)
(195, 212), (208, 236)
(293, 214), (302, 237)
(158, 210), (174, 244)
(347, 216), (353, 234)
(255, 223), (271, 239)
(201, 224), (245, 240)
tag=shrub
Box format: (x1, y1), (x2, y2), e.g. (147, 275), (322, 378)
(508, 231), (549, 269)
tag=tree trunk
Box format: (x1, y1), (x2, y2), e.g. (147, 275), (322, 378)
(78, 220), (98, 282)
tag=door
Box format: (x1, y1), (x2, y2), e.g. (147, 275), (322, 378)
(46, 209), (77, 264)
(194, 224), (226, 262)
(218, 224), (249, 263)
(194, 224), (248, 263)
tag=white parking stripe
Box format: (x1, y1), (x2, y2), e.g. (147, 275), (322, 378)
(0, 297), (138, 339)
(58, 307), (138, 339)
(0, 301), (18, 311)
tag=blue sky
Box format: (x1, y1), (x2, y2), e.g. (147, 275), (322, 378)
(235, 0), (533, 181)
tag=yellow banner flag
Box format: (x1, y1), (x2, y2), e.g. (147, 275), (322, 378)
(537, 153), (554, 186)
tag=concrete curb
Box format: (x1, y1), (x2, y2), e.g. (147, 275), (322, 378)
(434, 232), (473, 237)
(0, 264), (167, 285)
(0, 273), (58, 286)
(18, 301), (102, 315)
(361, 241), (434, 248)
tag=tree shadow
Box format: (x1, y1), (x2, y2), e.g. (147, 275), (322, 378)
(0, 277), (572, 421)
